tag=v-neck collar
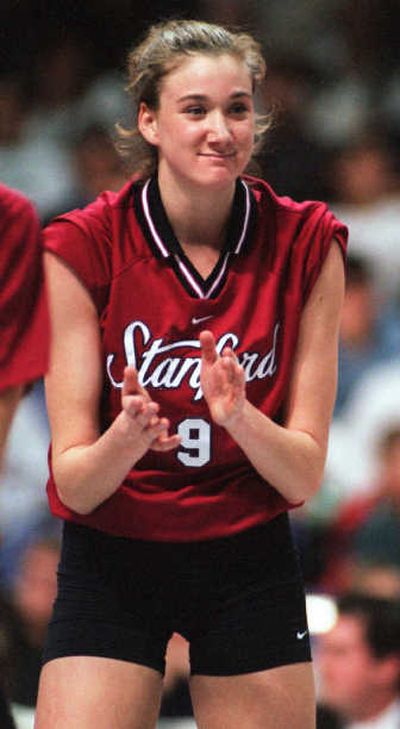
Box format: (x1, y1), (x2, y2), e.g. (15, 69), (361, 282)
(133, 175), (257, 299)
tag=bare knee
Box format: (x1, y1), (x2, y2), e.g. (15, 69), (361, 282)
(35, 656), (163, 729)
(190, 662), (316, 729)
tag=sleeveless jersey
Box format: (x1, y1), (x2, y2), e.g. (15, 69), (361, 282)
(0, 184), (49, 390)
(43, 175), (347, 541)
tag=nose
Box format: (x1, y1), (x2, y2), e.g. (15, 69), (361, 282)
(207, 110), (232, 143)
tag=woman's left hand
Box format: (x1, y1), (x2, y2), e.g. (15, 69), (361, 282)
(199, 330), (246, 427)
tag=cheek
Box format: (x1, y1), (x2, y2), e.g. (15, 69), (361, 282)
(160, 122), (200, 147)
(237, 124), (256, 151)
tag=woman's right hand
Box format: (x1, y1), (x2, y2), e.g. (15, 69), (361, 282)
(121, 366), (180, 453)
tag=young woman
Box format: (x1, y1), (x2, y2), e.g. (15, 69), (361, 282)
(35, 19), (347, 729)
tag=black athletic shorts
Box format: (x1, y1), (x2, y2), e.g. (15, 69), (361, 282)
(43, 513), (312, 676)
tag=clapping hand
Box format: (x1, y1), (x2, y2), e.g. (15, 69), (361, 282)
(121, 367), (180, 452)
(199, 330), (246, 427)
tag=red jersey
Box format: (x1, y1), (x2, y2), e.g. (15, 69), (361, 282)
(43, 175), (347, 541)
(0, 184), (49, 390)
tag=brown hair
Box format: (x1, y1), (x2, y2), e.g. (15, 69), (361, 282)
(116, 19), (269, 178)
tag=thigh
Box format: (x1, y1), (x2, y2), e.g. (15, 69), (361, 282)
(190, 662), (316, 729)
(186, 519), (311, 676)
(35, 656), (163, 729)
(43, 522), (172, 673)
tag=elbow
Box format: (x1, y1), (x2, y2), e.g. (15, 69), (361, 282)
(295, 461), (325, 502)
(55, 480), (97, 516)
(284, 449), (325, 504)
(294, 434), (326, 502)
(299, 476), (322, 503)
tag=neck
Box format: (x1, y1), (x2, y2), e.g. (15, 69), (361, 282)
(157, 167), (236, 249)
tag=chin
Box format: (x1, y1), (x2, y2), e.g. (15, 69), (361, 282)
(197, 168), (240, 189)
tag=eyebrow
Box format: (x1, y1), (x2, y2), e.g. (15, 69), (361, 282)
(177, 91), (253, 103)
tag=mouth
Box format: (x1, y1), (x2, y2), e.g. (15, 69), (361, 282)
(198, 152), (236, 160)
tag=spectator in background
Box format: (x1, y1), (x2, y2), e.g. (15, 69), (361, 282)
(321, 425), (400, 595)
(0, 184), (49, 729)
(26, 37), (94, 145)
(6, 534), (60, 710)
(0, 184), (49, 463)
(327, 133), (400, 302)
(72, 124), (127, 200)
(0, 75), (76, 222)
(257, 55), (329, 201)
(335, 253), (400, 415)
(0, 185), (51, 590)
(43, 124), (128, 225)
(316, 593), (400, 729)
(324, 351), (400, 503)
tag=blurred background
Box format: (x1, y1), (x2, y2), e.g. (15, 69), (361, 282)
(2, 1), (400, 727)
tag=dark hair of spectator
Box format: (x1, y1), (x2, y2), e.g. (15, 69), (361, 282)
(338, 592), (400, 660)
(345, 253), (373, 286)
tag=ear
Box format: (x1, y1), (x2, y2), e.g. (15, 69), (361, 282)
(138, 102), (159, 146)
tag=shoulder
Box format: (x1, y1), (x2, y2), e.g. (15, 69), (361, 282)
(243, 174), (326, 216)
(244, 174), (348, 259)
(42, 179), (143, 312)
(45, 179), (136, 238)
(0, 185), (41, 273)
(0, 184), (39, 231)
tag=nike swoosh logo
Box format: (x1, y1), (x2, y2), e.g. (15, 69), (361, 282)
(296, 630), (308, 640)
(191, 315), (214, 325)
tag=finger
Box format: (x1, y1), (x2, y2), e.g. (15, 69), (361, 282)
(220, 356), (236, 380)
(199, 330), (218, 364)
(221, 346), (239, 363)
(221, 348), (243, 375)
(124, 396), (158, 422)
(122, 366), (140, 397)
(152, 433), (182, 452)
(123, 393), (145, 416)
(122, 366), (149, 400)
(148, 418), (180, 448)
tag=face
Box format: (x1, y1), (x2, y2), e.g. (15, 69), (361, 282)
(317, 615), (387, 719)
(139, 52), (255, 191)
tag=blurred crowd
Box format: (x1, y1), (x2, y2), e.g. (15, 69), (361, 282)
(2, 1), (400, 727)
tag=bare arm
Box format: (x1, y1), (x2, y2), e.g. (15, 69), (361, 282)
(200, 240), (345, 503)
(0, 385), (23, 467)
(45, 253), (180, 515)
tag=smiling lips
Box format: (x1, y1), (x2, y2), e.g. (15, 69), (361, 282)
(198, 152), (236, 159)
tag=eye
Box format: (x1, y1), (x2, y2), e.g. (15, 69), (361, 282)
(229, 102), (250, 117)
(184, 105), (206, 117)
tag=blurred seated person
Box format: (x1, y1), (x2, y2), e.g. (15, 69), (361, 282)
(0, 182), (49, 727)
(6, 535), (60, 709)
(42, 124), (128, 225)
(0, 75), (75, 222)
(329, 133), (400, 301)
(321, 424), (400, 594)
(257, 54), (328, 201)
(72, 124), (127, 204)
(348, 564), (400, 602)
(316, 592), (400, 729)
(335, 254), (400, 415)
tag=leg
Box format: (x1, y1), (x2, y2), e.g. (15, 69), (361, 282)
(34, 656), (164, 729)
(190, 662), (316, 729)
